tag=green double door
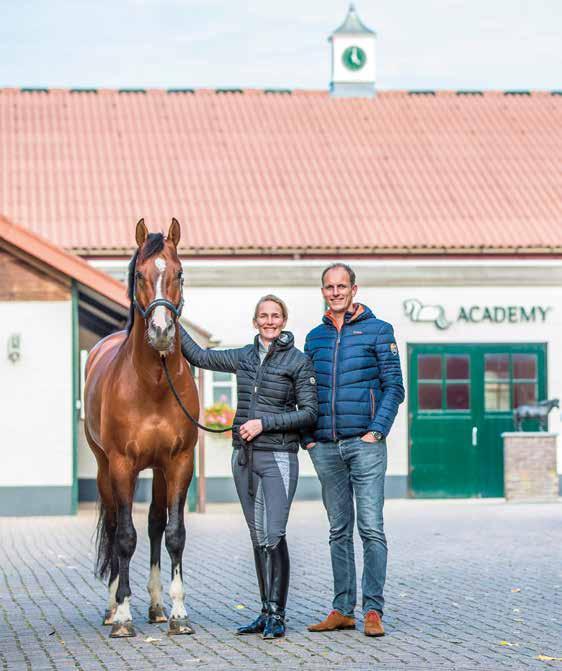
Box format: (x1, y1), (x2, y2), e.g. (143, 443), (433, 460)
(409, 343), (546, 498)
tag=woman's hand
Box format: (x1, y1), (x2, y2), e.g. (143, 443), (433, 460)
(239, 419), (263, 442)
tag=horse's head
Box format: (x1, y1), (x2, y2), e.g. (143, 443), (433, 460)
(132, 218), (184, 353)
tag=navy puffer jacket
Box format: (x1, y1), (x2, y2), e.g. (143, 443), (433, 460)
(303, 304), (404, 443)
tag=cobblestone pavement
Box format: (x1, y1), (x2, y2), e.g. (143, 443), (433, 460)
(1, 499), (562, 670)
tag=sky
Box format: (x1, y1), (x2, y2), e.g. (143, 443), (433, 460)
(1, 0), (561, 90)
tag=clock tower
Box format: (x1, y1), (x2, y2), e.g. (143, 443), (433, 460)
(329, 4), (376, 98)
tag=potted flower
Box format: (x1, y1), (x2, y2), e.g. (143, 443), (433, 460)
(204, 397), (235, 439)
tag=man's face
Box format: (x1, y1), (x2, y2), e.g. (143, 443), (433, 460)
(321, 267), (357, 315)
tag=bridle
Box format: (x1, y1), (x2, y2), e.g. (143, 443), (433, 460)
(132, 276), (185, 321)
(133, 263), (233, 437)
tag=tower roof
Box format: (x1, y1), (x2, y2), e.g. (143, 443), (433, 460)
(331, 4), (376, 37)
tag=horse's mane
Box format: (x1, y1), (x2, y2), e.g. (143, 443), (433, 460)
(125, 233), (165, 334)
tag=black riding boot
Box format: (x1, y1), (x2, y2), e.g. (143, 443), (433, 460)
(236, 546), (268, 635)
(263, 536), (290, 640)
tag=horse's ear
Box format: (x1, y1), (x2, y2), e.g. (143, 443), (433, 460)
(168, 218), (181, 247)
(135, 218), (148, 247)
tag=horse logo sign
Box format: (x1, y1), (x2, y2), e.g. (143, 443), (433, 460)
(403, 298), (452, 330)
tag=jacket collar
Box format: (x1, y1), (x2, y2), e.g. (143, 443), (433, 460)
(323, 303), (374, 330)
(253, 330), (294, 353)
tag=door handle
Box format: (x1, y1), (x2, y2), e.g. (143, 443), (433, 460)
(472, 426), (478, 447)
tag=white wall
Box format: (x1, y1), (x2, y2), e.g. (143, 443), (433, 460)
(186, 283), (562, 479)
(91, 258), (562, 482)
(0, 301), (73, 487)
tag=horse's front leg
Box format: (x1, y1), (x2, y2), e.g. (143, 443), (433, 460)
(109, 460), (138, 638)
(165, 452), (195, 636)
(147, 469), (168, 623)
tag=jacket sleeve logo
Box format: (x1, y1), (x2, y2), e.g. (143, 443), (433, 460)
(390, 343), (398, 356)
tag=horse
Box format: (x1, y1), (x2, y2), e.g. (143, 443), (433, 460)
(84, 218), (199, 638)
(513, 398), (559, 432)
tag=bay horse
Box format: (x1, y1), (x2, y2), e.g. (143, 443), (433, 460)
(84, 218), (199, 638)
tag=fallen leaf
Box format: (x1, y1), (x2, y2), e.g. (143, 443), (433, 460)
(144, 637), (161, 643)
(234, 604), (246, 610)
(500, 641), (518, 647)
(511, 588), (521, 593)
(536, 655), (562, 662)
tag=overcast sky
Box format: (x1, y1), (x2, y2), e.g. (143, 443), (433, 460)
(1, 0), (561, 90)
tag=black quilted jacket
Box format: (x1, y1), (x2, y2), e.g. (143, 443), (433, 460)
(179, 326), (318, 453)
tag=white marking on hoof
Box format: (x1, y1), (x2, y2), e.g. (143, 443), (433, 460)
(147, 565), (164, 609)
(113, 596), (132, 624)
(169, 566), (187, 619)
(107, 577), (118, 610)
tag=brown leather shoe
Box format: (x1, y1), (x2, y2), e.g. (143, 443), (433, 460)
(307, 610), (356, 632)
(364, 610), (385, 637)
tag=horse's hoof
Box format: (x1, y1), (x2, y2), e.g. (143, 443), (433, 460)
(168, 617), (194, 636)
(148, 605), (168, 623)
(103, 608), (116, 626)
(110, 621), (136, 638)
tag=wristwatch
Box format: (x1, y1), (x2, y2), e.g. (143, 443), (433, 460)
(371, 431), (384, 442)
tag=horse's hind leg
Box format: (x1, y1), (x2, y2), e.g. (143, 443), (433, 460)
(109, 459), (138, 638)
(165, 452), (195, 636)
(89, 442), (119, 626)
(147, 469), (168, 623)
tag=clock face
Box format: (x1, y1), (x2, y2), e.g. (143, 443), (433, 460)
(342, 46), (367, 71)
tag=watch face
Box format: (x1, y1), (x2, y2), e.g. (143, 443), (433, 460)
(342, 46), (367, 71)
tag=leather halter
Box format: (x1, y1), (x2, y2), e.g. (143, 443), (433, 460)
(133, 273), (185, 321)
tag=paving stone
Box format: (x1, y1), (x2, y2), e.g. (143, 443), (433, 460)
(1, 499), (561, 670)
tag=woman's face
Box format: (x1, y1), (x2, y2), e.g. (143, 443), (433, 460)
(253, 300), (287, 344)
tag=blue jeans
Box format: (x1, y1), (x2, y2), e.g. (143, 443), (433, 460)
(309, 437), (387, 617)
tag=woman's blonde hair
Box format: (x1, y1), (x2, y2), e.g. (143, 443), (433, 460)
(253, 294), (288, 322)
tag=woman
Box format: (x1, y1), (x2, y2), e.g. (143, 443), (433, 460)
(179, 294), (318, 639)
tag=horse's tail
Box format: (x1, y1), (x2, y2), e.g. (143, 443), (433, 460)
(94, 500), (115, 581)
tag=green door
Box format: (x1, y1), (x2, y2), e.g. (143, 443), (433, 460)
(409, 343), (546, 498)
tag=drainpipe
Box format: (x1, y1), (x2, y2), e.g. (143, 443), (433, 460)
(71, 281), (79, 514)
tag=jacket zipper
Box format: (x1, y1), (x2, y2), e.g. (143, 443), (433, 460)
(370, 389), (376, 419)
(331, 330), (341, 440)
(248, 345), (275, 421)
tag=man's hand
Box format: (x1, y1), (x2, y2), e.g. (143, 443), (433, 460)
(360, 432), (378, 443)
(304, 442), (316, 450)
(239, 419), (263, 442)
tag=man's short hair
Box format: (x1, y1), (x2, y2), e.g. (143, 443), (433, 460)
(321, 263), (356, 287)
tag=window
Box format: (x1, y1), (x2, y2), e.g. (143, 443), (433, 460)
(211, 370), (236, 407)
(418, 355), (442, 410)
(484, 353), (538, 411)
(418, 353), (470, 412)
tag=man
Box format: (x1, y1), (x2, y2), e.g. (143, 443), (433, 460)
(303, 263), (404, 637)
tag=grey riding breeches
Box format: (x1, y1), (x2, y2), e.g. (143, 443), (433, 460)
(232, 449), (299, 549)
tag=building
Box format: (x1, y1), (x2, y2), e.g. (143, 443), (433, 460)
(1, 7), (561, 507)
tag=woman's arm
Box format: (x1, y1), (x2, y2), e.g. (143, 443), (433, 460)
(260, 356), (318, 433)
(179, 324), (241, 373)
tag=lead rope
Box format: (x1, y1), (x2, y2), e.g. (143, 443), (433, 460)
(160, 355), (233, 433)
(160, 355), (255, 496)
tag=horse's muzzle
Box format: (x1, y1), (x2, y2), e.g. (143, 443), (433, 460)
(148, 321), (176, 352)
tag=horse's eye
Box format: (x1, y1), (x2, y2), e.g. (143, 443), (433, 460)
(135, 271), (144, 283)
(177, 272), (184, 282)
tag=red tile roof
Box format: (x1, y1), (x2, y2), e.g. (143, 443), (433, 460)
(0, 214), (128, 306)
(1, 88), (561, 256)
